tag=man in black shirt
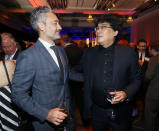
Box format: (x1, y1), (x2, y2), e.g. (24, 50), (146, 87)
(82, 15), (141, 131)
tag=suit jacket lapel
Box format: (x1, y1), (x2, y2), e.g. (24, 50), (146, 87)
(35, 41), (59, 71)
(56, 47), (65, 69)
(13, 50), (20, 60)
(56, 46), (68, 81)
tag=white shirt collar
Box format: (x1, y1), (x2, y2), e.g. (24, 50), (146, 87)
(5, 48), (17, 60)
(138, 51), (146, 62)
(38, 38), (59, 67)
(38, 38), (55, 49)
(139, 51), (145, 55)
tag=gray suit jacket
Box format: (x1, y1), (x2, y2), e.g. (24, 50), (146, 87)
(11, 41), (72, 130)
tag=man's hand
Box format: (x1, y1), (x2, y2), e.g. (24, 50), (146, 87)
(109, 91), (127, 104)
(46, 108), (67, 125)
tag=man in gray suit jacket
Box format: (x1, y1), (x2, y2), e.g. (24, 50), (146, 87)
(11, 6), (79, 131)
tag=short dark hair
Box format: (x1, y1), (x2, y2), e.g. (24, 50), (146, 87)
(95, 14), (122, 31)
(30, 6), (52, 32)
(137, 39), (147, 45)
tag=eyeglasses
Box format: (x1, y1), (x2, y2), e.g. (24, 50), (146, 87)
(94, 25), (112, 31)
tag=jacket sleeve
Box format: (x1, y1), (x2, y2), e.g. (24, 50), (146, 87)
(82, 50), (93, 120)
(123, 48), (141, 100)
(145, 57), (156, 81)
(11, 52), (49, 122)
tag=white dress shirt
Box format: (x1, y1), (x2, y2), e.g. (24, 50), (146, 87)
(39, 38), (59, 68)
(138, 51), (145, 62)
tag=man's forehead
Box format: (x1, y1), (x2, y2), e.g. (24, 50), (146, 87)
(48, 12), (58, 19)
(2, 38), (13, 43)
(1, 33), (12, 38)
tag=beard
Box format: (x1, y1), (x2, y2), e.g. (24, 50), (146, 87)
(48, 32), (60, 41)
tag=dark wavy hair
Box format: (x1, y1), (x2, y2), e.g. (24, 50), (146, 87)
(95, 14), (122, 31)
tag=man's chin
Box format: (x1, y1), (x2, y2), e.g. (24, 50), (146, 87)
(97, 40), (102, 44)
(96, 38), (103, 43)
(56, 34), (61, 39)
(52, 35), (60, 40)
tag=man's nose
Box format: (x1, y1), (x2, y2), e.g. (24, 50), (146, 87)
(57, 23), (62, 30)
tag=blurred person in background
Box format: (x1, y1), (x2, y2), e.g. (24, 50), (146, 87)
(136, 39), (150, 67)
(60, 35), (83, 67)
(1, 32), (20, 60)
(144, 41), (159, 131)
(60, 35), (84, 125)
(60, 34), (72, 48)
(0, 32), (24, 131)
(78, 40), (88, 50)
(132, 39), (151, 121)
(0, 33), (33, 131)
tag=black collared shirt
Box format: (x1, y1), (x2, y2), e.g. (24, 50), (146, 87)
(92, 44), (115, 108)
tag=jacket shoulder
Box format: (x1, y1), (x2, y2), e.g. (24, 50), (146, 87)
(116, 44), (135, 53)
(17, 42), (40, 59)
(116, 44), (133, 50)
(84, 46), (98, 54)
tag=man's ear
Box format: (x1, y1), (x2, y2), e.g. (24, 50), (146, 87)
(114, 31), (118, 37)
(37, 22), (45, 31)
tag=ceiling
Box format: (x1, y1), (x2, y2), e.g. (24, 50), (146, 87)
(0, 0), (159, 40)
